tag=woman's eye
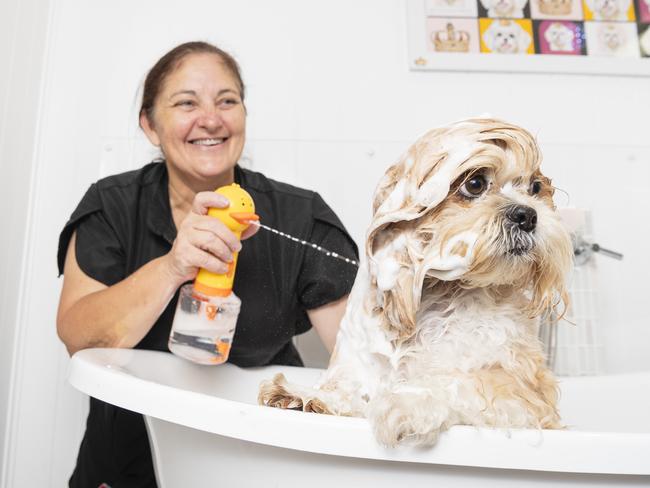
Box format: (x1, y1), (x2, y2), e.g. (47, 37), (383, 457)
(530, 180), (543, 195)
(174, 100), (195, 108)
(219, 98), (240, 107)
(460, 174), (488, 198)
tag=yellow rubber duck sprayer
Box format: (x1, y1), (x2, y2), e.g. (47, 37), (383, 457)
(168, 183), (358, 365)
(168, 184), (259, 365)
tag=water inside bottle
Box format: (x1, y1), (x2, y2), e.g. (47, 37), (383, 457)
(169, 283), (241, 365)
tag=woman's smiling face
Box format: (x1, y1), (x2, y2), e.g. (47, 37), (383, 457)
(141, 52), (246, 187)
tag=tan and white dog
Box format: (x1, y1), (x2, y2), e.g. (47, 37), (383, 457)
(544, 22), (575, 52)
(259, 118), (573, 447)
(483, 20), (532, 54)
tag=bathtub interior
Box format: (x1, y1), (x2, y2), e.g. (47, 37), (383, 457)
(113, 349), (650, 434)
(557, 373), (650, 433)
(70, 348), (650, 486)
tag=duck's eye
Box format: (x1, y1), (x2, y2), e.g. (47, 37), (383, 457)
(530, 180), (543, 195)
(460, 174), (488, 198)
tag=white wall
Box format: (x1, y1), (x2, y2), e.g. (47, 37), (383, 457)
(3, 0), (649, 486)
(0, 0), (52, 485)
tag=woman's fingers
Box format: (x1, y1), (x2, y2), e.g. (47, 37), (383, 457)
(167, 191), (260, 282)
(191, 191), (230, 215)
(189, 228), (234, 264)
(192, 215), (241, 253)
(192, 247), (230, 275)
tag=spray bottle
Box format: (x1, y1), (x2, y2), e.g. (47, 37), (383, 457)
(168, 183), (258, 365)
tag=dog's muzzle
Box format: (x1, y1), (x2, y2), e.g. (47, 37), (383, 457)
(505, 205), (537, 232)
(503, 204), (537, 255)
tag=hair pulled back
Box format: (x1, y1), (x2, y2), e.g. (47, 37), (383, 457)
(139, 41), (245, 127)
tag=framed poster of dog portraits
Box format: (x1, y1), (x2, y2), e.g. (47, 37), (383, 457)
(407, 0), (650, 75)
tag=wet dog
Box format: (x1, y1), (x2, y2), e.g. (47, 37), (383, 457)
(259, 118), (572, 447)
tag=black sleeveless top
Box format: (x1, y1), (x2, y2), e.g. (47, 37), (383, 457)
(58, 162), (358, 487)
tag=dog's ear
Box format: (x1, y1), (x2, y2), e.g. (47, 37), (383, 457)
(528, 213), (573, 320)
(517, 24), (532, 52)
(365, 130), (472, 340)
(368, 223), (422, 340)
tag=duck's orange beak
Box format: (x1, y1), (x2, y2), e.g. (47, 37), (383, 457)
(230, 212), (260, 224)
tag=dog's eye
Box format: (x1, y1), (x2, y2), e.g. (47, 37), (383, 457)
(460, 175), (488, 198)
(529, 180), (543, 195)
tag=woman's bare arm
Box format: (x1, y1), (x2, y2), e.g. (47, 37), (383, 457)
(56, 232), (183, 355)
(306, 295), (348, 354)
(56, 191), (257, 356)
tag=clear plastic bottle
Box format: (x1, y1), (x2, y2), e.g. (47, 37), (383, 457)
(168, 183), (258, 365)
(168, 284), (241, 364)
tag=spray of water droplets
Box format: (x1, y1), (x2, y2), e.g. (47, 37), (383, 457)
(247, 221), (358, 267)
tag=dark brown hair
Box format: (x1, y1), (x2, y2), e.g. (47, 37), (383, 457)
(139, 41), (245, 127)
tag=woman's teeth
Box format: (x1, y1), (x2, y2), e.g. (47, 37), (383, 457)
(191, 138), (226, 146)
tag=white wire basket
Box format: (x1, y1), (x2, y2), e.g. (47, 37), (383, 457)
(539, 208), (605, 376)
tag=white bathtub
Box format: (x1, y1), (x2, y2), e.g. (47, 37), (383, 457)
(68, 349), (650, 488)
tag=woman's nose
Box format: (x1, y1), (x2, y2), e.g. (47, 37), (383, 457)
(197, 109), (223, 131)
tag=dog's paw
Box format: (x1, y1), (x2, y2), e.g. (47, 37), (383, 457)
(258, 374), (334, 414)
(368, 390), (449, 447)
(258, 373), (304, 410)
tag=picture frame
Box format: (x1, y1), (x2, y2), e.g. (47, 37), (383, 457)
(406, 0), (650, 76)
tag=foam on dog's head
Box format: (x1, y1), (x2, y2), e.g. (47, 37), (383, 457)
(367, 118), (572, 338)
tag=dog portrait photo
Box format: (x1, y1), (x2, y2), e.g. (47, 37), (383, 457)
(585, 21), (640, 56)
(535, 20), (585, 54)
(480, 19), (534, 54)
(260, 118), (573, 447)
(544, 22), (576, 50)
(531, 0), (584, 20)
(583, 0), (634, 20)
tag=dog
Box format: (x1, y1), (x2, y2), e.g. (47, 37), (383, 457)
(259, 118), (573, 447)
(480, 0), (528, 17)
(544, 22), (575, 51)
(483, 20), (532, 54)
(597, 23), (627, 53)
(586, 0), (631, 20)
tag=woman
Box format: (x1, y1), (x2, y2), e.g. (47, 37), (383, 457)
(57, 41), (358, 487)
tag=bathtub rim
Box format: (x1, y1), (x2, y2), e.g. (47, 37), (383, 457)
(67, 348), (650, 476)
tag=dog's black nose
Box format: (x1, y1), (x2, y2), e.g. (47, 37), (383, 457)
(506, 205), (537, 232)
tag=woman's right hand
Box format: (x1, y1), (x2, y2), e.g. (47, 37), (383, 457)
(163, 191), (248, 284)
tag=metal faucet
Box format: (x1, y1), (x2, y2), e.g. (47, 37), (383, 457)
(572, 235), (623, 266)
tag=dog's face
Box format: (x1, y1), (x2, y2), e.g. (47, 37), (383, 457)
(588, 0), (630, 18)
(483, 21), (531, 53)
(367, 119), (572, 337)
(544, 22), (575, 50)
(598, 23), (626, 51)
